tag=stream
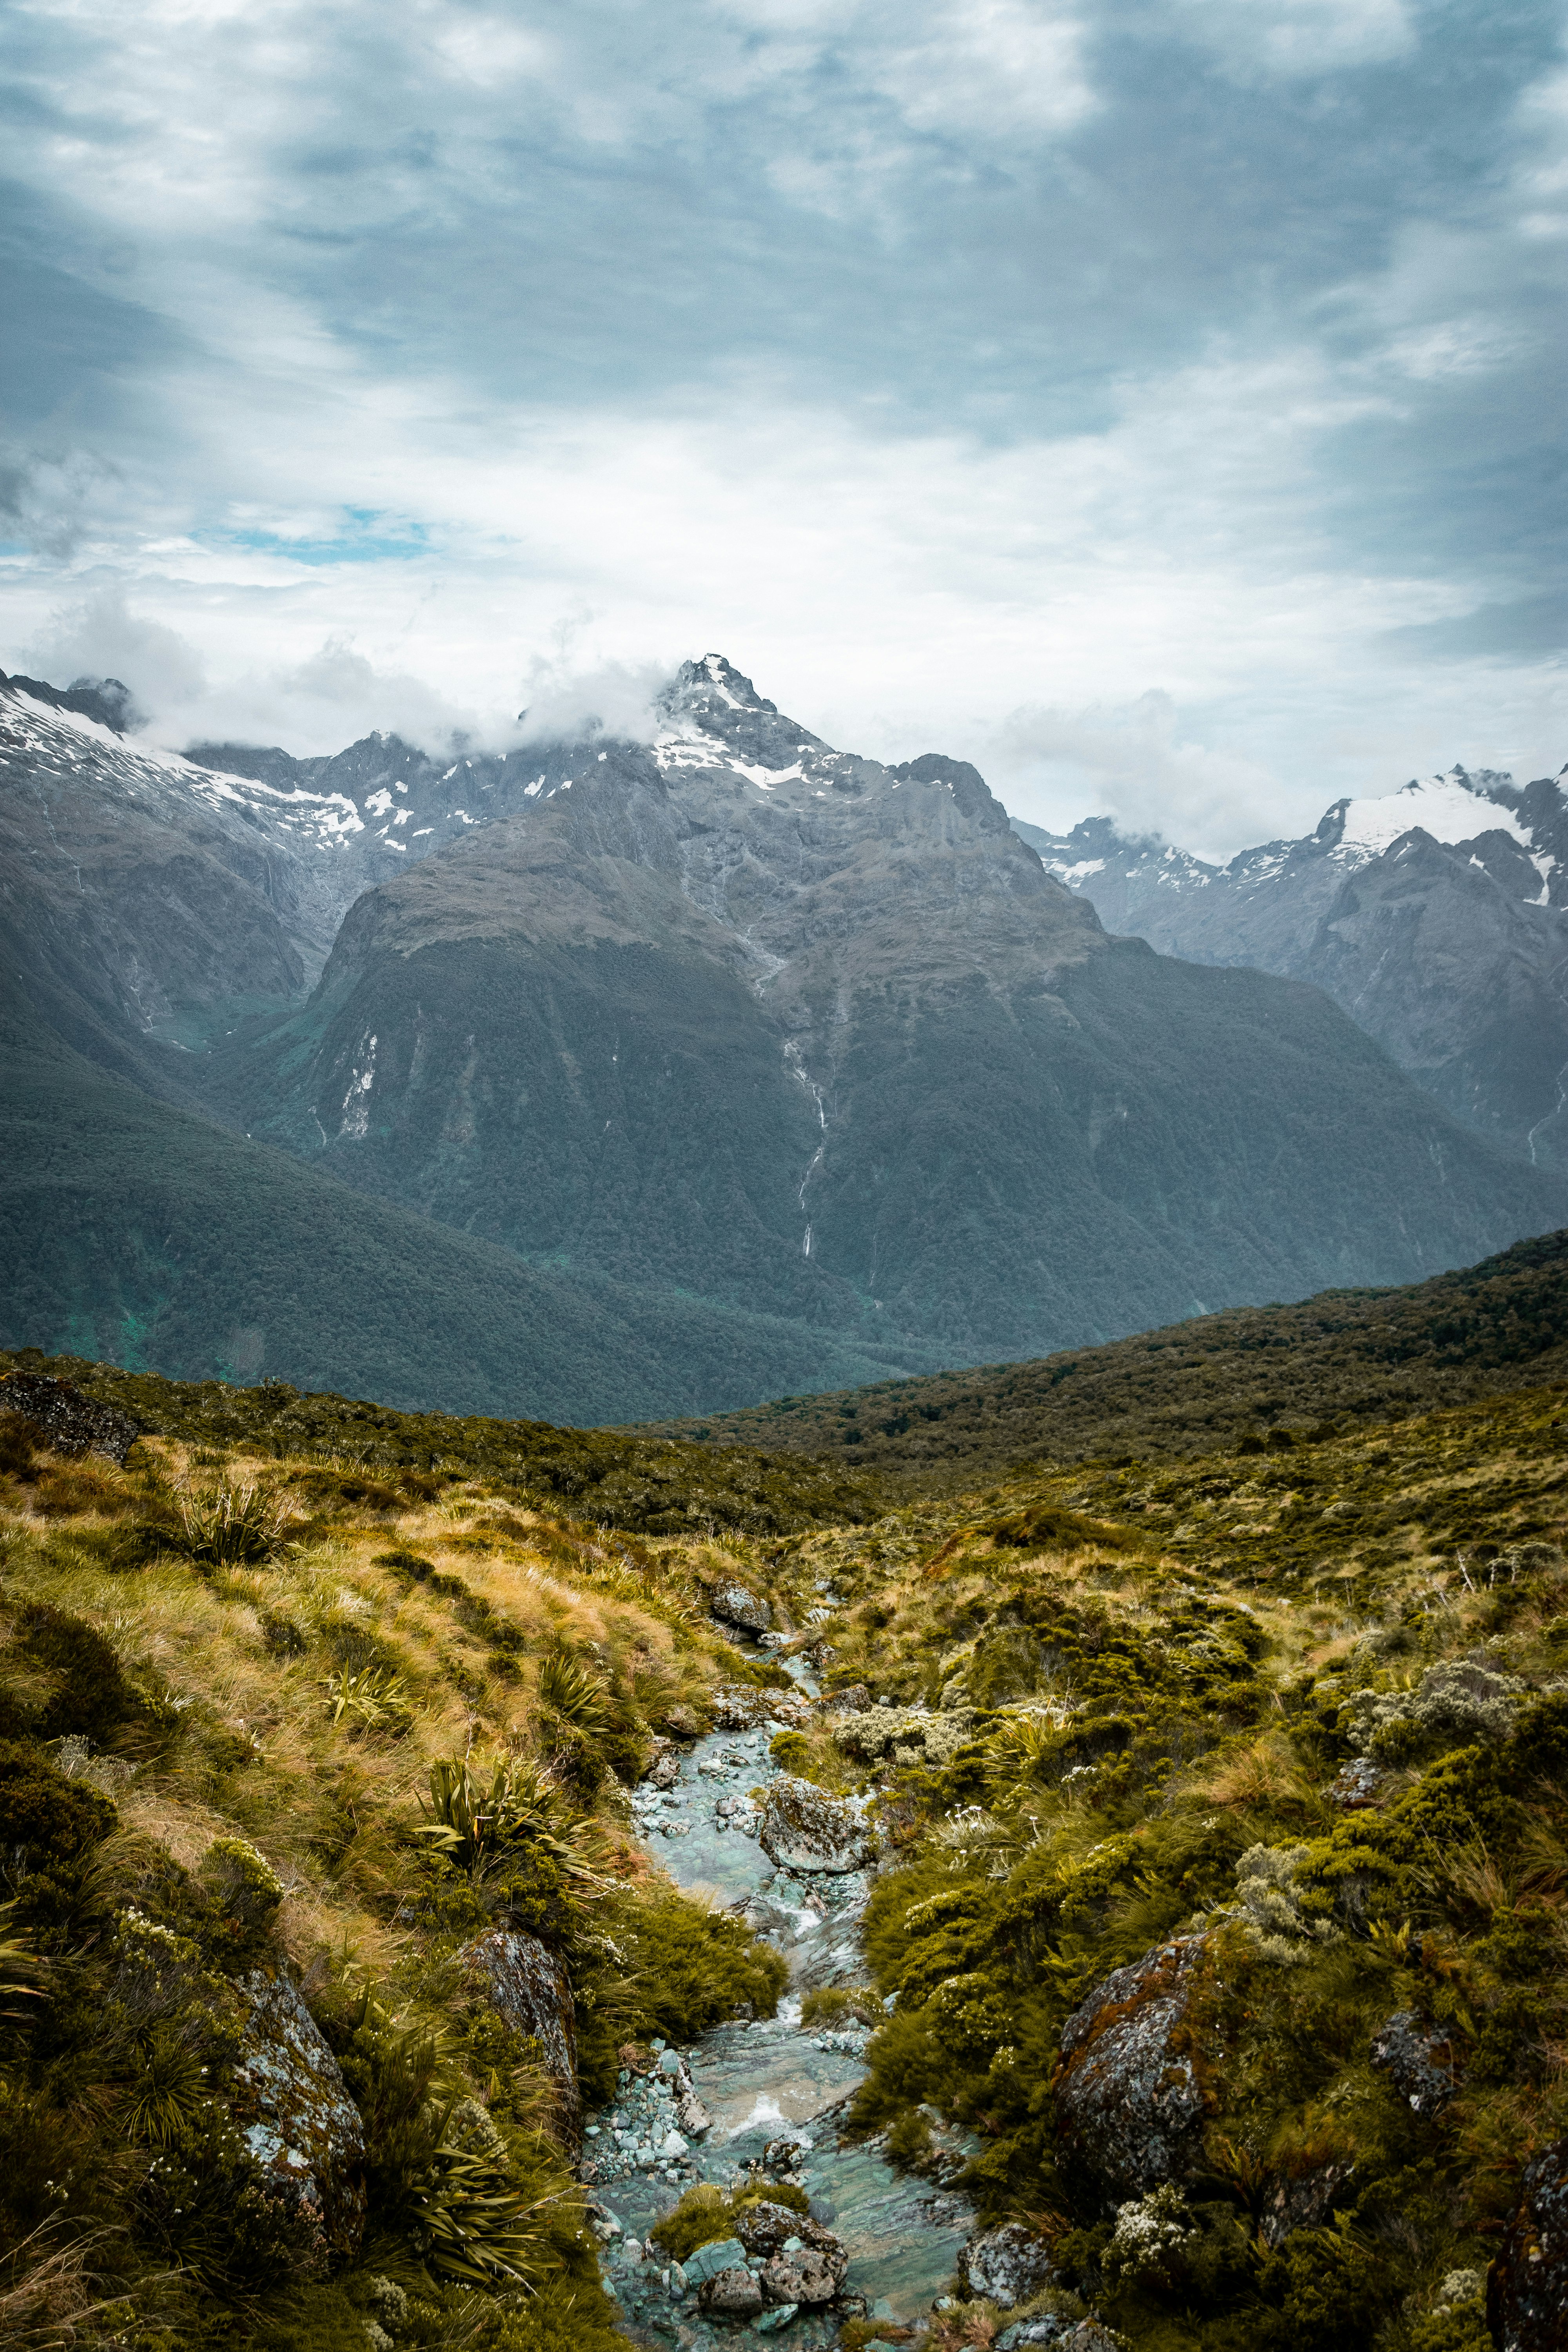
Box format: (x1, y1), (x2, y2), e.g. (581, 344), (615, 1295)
(580, 1671), (974, 2347)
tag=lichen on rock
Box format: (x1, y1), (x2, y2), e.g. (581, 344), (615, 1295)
(458, 1926), (581, 2154)
(759, 1775), (874, 1875)
(229, 1967), (367, 2258)
(1053, 1936), (1212, 2201)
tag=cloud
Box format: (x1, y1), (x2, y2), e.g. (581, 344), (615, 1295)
(1166, 0), (1414, 81)
(980, 690), (1288, 859)
(24, 585), (206, 710)
(0, 0), (1562, 840)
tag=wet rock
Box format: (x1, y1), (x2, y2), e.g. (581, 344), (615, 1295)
(0, 1372), (142, 1464)
(762, 2241), (845, 2303)
(1053, 1936), (1211, 2200)
(677, 2092), (713, 2138)
(734, 2200), (824, 2256)
(646, 1742), (681, 1791)
(763, 2135), (812, 2177)
(710, 1580), (772, 1633)
(755, 2307), (799, 2334)
(958, 2220), (1062, 2307)
(1370, 2010), (1461, 2117)
(759, 1777), (874, 1875)
(458, 1927), (581, 2154)
(230, 1967), (366, 2257)
(1488, 2136), (1568, 2352)
(1260, 2160), (1356, 2248)
(1323, 1755), (1388, 1809)
(682, 2234), (749, 2286)
(699, 2264), (765, 2317)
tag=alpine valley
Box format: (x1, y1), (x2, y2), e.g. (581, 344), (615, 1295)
(2, 655), (1564, 1419)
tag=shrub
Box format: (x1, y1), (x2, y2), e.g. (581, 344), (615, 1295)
(416, 1755), (605, 1900)
(11, 1602), (144, 1744)
(0, 1739), (117, 1929)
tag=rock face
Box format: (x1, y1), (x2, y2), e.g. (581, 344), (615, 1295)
(709, 1579), (772, 1633)
(1053, 1937), (1212, 2200)
(1488, 2136), (1568, 2352)
(229, 1969), (366, 2258)
(1370, 2010), (1461, 2117)
(458, 1928), (581, 2154)
(0, 1373), (142, 1464)
(759, 1777), (874, 1875)
(761, 2243), (844, 2304)
(958, 2221), (1062, 2307)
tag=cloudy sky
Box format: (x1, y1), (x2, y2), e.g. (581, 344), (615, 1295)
(1, 0), (1563, 851)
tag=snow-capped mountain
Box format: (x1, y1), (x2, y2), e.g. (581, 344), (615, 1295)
(1017, 764), (1568, 1168)
(4, 654), (1564, 1402)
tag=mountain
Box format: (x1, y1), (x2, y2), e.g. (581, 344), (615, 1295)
(1016, 762), (1568, 1167)
(0, 975), (929, 1421)
(4, 655), (1566, 1408)
(633, 1223), (1568, 1486)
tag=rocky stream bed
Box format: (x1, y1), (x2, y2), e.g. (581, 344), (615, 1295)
(578, 1673), (977, 2349)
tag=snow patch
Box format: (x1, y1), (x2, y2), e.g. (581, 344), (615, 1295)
(1336, 771), (1532, 865)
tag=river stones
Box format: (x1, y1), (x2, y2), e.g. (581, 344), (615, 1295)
(1489, 2136), (1568, 2351)
(759, 1777), (874, 1875)
(457, 1927), (581, 2154)
(230, 1967), (366, 2258)
(1053, 1936), (1212, 2200)
(710, 1579), (772, 1633)
(958, 2220), (1062, 2307)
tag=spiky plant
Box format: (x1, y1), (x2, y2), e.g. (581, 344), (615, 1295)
(124, 2024), (211, 2148)
(415, 1755), (606, 1896)
(323, 1662), (412, 1732)
(176, 1479), (292, 1568)
(535, 1649), (615, 1735)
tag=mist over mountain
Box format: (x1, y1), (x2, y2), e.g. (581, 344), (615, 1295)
(2, 656), (1565, 1412)
(1018, 762), (1568, 1170)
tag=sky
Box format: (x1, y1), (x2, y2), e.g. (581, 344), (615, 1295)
(0, 0), (1564, 855)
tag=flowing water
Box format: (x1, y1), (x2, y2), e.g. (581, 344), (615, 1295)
(583, 1685), (973, 2346)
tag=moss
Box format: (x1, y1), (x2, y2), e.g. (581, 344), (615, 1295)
(649, 2178), (810, 2261)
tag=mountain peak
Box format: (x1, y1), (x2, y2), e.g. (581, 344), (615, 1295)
(670, 653), (777, 715)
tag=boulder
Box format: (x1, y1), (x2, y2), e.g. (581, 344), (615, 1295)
(699, 2264), (765, 2318)
(734, 2201), (830, 2257)
(230, 1968), (366, 2258)
(0, 1372), (142, 1464)
(759, 1777), (874, 1875)
(1323, 1756), (1388, 1810)
(958, 2221), (1061, 2308)
(1370, 2010), (1461, 2118)
(1488, 2136), (1568, 2352)
(762, 2242), (845, 2304)
(458, 1927), (581, 2155)
(710, 1580), (772, 1633)
(1053, 1937), (1211, 2200)
(682, 2234), (749, 2286)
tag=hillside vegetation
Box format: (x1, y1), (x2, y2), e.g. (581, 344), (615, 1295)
(638, 1227), (1568, 1490)
(3, 1312), (1566, 2350)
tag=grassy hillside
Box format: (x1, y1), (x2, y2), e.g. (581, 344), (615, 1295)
(0, 996), (937, 1427)
(0, 1345), (882, 1538)
(4, 1338), (1565, 2349)
(636, 1226), (1568, 1489)
(0, 1389), (814, 2349)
